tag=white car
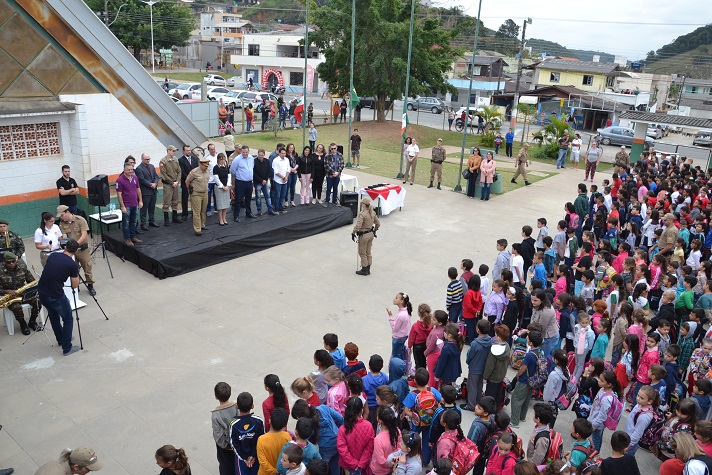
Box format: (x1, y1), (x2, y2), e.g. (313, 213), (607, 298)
(168, 83), (200, 99)
(204, 74), (226, 86)
(222, 90), (248, 108)
(192, 86), (231, 101)
(226, 76), (239, 87)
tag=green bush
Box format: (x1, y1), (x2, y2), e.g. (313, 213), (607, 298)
(530, 142), (560, 160)
(480, 132), (495, 147)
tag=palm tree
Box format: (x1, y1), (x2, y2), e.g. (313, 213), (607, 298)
(541, 117), (574, 144)
(478, 105), (504, 133)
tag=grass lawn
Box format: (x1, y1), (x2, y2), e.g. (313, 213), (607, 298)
(217, 122), (555, 194)
(154, 72), (208, 83)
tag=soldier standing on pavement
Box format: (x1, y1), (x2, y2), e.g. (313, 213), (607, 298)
(186, 158), (211, 236)
(511, 144), (531, 186)
(0, 219), (25, 258)
(352, 197), (380, 276)
(0, 251), (40, 335)
(614, 145), (630, 175)
(159, 145), (183, 226)
(57, 205), (96, 296)
(429, 138), (446, 190)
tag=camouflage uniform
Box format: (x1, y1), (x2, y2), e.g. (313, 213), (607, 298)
(1, 230), (25, 258)
(0, 258), (39, 330)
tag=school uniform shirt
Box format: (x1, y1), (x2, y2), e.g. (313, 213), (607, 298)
(510, 254), (524, 283)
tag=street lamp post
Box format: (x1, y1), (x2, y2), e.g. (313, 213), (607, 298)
(397, 0), (416, 179)
(510, 17), (532, 130)
(346, 0), (356, 168)
(142, 0), (159, 74)
(453, 0), (483, 192)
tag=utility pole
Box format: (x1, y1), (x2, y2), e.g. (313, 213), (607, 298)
(346, 0), (356, 168)
(510, 17), (532, 130)
(396, 0), (416, 179)
(678, 74), (686, 109)
(104, 0), (109, 25)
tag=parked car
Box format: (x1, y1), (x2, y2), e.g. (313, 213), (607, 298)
(693, 129), (712, 147)
(192, 86), (231, 101)
(241, 91), (278, 105)
(226, 76), (239, 87)
(596, 126), (655, 147)
(406, 96), (444, 113)
(222, 90), (248, 108)
(358, 96), (392, 110)
(203, 74), (226, 86)
(156, 80), (179, 93)
(168, 83), (200, 99)
(647, 126), (663, 140)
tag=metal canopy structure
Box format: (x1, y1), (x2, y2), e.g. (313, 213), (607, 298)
(620, 111), (712, 129)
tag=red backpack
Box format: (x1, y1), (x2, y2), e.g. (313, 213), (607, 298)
(441, 433), (480, 475)
(412, 388), (438, 426)
(533, 429), (564, 464)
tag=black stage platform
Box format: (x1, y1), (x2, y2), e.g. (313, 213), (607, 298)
(102, 205), (354, 279)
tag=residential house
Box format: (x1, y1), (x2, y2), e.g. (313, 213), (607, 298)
(528, 58), (620, 93)
(674, 77), (712, 120)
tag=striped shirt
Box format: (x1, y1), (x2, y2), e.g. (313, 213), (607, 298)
(446, 280), (464, 308)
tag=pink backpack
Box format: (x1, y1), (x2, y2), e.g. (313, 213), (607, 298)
(602, 392), (624, 430)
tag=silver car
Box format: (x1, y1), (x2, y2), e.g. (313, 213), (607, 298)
(406, 96), (444, 114)
(596, 126), (654, 147)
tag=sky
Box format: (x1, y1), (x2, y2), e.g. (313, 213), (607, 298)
(451, 0), (709, 61)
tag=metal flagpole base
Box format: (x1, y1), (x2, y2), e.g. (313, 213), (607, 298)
(453, 185), (462, 192)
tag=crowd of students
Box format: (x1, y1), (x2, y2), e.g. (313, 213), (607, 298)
(161, 157), (712, 475)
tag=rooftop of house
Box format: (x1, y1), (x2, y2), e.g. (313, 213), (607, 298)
(527, 58), (619, 75)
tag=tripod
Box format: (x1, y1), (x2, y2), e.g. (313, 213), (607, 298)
(90, 205), (124, 278)
(78, 274), (109, 321)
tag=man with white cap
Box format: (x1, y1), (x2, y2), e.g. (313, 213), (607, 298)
(352, 196), (380, 276)
(34, 446), (103, 474)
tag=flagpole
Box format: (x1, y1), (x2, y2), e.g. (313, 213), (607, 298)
(454, 0), (483, 192)
(302, 0), (309, 151)
(345, 0), (356, 168)
(397, 0), (416, 179)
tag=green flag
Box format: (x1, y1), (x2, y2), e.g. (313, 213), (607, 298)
(349, 87), (360, 108)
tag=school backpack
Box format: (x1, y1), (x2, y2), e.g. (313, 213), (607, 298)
(556, 379), (578, 410)
(528, 349), (549, 389)
(509, 343), (527, 370)
(602, 392), (624, 430)
(411, 388), (437, 426)
(571, 439), (599, 460)
(572, 388), (593, 419)
(566, 351), (577, 377)
(482, 427), (522, 464)
(533, 429), (564, 464)
(441, 433), (480, 475)
(595, 264), (617, 291)
(634, 408), (665, 450)
(455, 378), (468, 401)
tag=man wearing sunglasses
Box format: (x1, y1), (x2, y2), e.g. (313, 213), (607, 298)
(324, 143), (344, 207)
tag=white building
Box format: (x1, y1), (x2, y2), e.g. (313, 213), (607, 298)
(230, 28), (325, 92)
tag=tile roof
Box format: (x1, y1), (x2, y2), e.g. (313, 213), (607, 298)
(529, 58), (619, 74)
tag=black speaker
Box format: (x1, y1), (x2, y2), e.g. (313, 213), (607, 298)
(340, 191), (359, 218)
(87, 174), (110, 207)
(337, 144), (344, 155)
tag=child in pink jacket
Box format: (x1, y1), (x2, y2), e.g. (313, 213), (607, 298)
(388, 292), (413, 361)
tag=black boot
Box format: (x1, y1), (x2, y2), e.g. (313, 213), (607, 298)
(365, 265), (371, 275)
(19, 320), (30, 335)
(164, 212), (171, 227)
(28, 317), (38, 331)
(428, 181), (433, 188)
(355, 267), (368, 276)
(437, 183), (442, 190)
(511, 178), (517, 184)
(172, 210), (182, 224)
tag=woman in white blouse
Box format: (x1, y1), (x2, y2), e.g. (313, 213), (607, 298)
(34, 211), (62, 266)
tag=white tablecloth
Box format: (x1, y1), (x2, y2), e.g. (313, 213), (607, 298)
(339, 173), (359, 193)
(358, 185), (407, 216)
(89, 210), (123, 226)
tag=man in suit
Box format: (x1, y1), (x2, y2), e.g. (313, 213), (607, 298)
(178, 144), (199, 221)
(135, 152), (160, 231)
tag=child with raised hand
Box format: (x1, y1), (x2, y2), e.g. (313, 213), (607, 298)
(425, 310), (448, 388)
(408, 304), (433, 369)
(436, 409), (464, 461)
(611, 301), (633, 366)
(277, 418), (321, 475)
(485, 432), (519, 475)
(337, 397), (374, 475)
(658, 398), (698, 464)
(573, 312), (596, 381)
(263, 375), (291, 432)
(230, 392), (265, 475)
(587, 371), (623, 452)
(387, 292), (412, 362)
(324, 365), (349, 416)
(590, 318), (612, 359)
(544, 349), (570, 429)
(388, 431), (423, 475)
(434, 323), (464, 387)
(624, 385), (659, 455)
(292, 376), (321, 407)
(312, 350), (335, 404)
(599, 431), (640, 475)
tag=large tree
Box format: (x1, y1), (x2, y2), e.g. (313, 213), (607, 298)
(495, 19), (519, 39)
(85, 0), (194, 60)
(310, 0), (460, 122)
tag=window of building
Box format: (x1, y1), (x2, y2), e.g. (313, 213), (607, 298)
(451, 92), (459, 102)
(248, 44), (260, 56)
(290, 72), (304, 86)
(582, 75), (594, 86)
(0, 122), (61, 161)
(690, 86), (698, 94)
(550, 72), (560, 83)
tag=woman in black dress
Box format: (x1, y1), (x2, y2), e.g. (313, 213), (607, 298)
(311, 143), (327, 205)
(286, 143), (299, 207)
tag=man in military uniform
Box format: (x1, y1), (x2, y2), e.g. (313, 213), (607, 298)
(0, 219), (25, 258)
(614, 145), (630, 174)
(57, 205), (96, 296)
(0, 251), (39, 335)
(428, 138), (446, 190)
(185, 157), (211, 236)
(511, 143), (531, 186)
(352, 197), (380, 276)
(159, 145), (183, 226)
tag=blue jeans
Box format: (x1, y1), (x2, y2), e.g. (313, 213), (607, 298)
(325, 176), (340, 204)
(68, 205), (78, 214)
(254, 182), (273, 213)
(416, 425), (433, 466)
(391, 336), (407, 361)
(542, 335), (558, 358)
(320, 450), (340, 475)
(480, 182), (491, 200)
(557, 149), (567, 168)
(627, 443), (640, 456)
(273, 183), (288, 210)
(40, 293), (73, 353)
(287, 172), (298, 202)
(591, 428), (604, 452)
(448, 303), (462, 323)
(121, 205), (138, 239)
(611, 344), (623, 366)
